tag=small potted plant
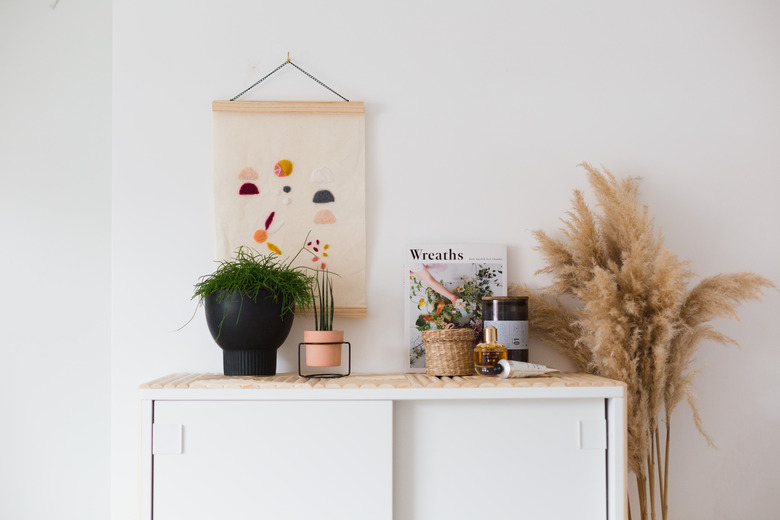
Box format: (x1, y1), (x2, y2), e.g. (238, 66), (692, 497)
(304, 266), (344, 367)
(193, 246), (313, 376)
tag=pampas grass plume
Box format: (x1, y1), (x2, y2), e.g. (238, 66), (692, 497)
(512, 163), (774, 520)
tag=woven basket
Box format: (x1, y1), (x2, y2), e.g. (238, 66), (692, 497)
(422, 327), (476, 376)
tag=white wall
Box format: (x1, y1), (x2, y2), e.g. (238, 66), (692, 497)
(0, 1), (111, 519)
(0, 0), (767, 519)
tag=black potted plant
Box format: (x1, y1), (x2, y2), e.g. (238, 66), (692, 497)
(193, 246), (313, 376)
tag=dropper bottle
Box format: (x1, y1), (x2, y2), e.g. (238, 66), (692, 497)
(473, 325), (508, 376)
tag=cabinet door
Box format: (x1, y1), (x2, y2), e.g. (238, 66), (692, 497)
(394, 398), (608, 520)
(152, 400), (392, 520)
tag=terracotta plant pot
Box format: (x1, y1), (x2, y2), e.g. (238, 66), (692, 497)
(304, 330), (344, 367)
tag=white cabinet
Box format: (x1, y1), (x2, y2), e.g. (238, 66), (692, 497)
(152, 400), (392, 520)
(140, 373), (626, 520)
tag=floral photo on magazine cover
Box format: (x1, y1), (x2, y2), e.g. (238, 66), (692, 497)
(408, 262), (503, 368)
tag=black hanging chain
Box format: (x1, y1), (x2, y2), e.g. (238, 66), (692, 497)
(230, 61), (289, 101)
(230, 59), (349, 102)
(288, 61), (348, 102)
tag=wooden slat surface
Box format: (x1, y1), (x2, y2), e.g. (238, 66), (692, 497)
(296, 306), (366, 319)
(140, 372), (623, 390)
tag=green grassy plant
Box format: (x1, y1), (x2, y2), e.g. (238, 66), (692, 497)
(311, 269), (335, 331)
(193, 245), (313, 317)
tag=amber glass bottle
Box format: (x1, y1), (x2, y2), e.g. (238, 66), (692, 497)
(473, 325), (508, 376)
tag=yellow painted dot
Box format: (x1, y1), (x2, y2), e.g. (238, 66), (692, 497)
(274, 160), (293, 177)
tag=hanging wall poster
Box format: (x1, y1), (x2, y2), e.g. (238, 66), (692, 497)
(212, 101), (366, 317)
(404, 243), (507, 372)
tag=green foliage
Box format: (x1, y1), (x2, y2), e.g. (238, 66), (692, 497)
(193, 246), (313, 317)
(409, 263), (502, 333)
(311, 269), (335, 331)
(459, 265), (501, 321)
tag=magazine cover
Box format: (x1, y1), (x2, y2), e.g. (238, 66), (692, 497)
(404, 244), (507, 372)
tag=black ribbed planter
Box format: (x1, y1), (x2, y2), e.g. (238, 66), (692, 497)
(204, 290), (294, 376)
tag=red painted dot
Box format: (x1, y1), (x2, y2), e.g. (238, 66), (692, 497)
(239, 183), (259, 195)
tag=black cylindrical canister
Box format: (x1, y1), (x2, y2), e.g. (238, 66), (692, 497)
(482, 296), (529, 362)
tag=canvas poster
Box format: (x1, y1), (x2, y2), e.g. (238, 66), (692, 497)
(404, 244), (507, 372)
(212, 101), (366, 316)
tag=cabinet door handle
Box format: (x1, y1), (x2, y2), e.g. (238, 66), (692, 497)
(153, 423), (183, 455)
(578, 419), (607, 450)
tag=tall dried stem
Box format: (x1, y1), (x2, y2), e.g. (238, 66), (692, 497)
(654, 426), (665, 510)
(648, 448), (656, 520)
(663, 423), (670, 520)
(637, 473), (648, 520)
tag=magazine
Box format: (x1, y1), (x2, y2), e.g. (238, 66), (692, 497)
(404, 244), (507, 372)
